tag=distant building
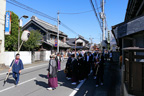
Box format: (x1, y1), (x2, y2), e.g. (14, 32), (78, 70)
(112, 0), (144, 96)
(22, 16), (70, 53)
(66, 36), (90, 50)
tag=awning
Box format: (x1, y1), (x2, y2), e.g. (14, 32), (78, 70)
(112, 15), (144, 45)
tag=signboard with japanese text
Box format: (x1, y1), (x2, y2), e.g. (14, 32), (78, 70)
(5, 12), (11, 35)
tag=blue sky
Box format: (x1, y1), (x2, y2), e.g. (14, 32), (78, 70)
(6, 0), (128, 44)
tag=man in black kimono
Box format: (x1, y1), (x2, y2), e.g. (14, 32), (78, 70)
(77, 54), (85, 82)
(65, 54), (72, 80)
(96, 55), (105, 87)
(84, 52), (92, 78)
(71, 54), (79, 85)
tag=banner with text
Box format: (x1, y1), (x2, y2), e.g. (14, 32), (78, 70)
(5, 12), (11, 35)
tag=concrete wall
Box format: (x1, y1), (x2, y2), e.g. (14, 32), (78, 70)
(4, 51), (32, 66)
(34, 51), (41, 61)
(1, 50), (51, 66)
(0, 0), (6, 64)
(40, 51), (51, 61)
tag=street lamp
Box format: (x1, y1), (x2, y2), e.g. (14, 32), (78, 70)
(18, 15), (28, 50)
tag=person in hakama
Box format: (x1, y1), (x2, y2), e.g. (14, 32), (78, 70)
(47, 55), (58, 90)
(55, 53), (61, 71)
(65, 54), (72, 80)
(92, 53), (97, 79)
(9, 53), (24, 86)
(71, 54), (79, 85)
(96, 55), (105, 87)
(84, 52), (92, 78)
(77, 54), (85, 82)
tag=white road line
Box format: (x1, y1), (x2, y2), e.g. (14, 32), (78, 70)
(0, 77), (36, 93)
(69, 79), (86, 96)
(69, 71), (92, 96)
(0, 64), (47, 76)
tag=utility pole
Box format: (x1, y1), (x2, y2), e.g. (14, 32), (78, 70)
(89, 37), (94, 51)
(102, 0), (105, 41)
(101, 0), (106, 54)
(57, 11), (59, 53)
(75, 37), (76, 57)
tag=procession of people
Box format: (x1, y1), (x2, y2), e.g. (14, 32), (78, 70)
(64, 50), (107, 87)
(46, 49), (113, 90)
(7, 49), (112, 91)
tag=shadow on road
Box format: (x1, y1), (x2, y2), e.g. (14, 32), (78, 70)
(6, 78), (15, 84)
(57, 70), (77, 89)
(39, 74), (47, 79)
(37, 70), (77, 90)
(34, 80), (48, 88)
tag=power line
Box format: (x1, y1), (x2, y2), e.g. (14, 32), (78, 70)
(95, 0), (100, 14)
(60, 23), (79, 35)
(90, 0), (103, 32)
(6, 0), (83, 37)
(60, 10), (93, 15)
(7, 0), (57, 22)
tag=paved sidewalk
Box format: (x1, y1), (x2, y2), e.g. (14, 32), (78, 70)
(93, 61), (122, 96)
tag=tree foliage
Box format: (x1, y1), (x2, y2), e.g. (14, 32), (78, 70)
(5, 11), (42, 51)
(22, 30), (42, 51)
(5, 11), (19, 51)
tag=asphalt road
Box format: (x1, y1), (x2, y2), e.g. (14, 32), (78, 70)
(0, 60), (121, 96)
(0, 60), (83, 96)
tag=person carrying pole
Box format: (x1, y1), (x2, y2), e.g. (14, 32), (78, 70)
(3, 30), (30, 86)
(9, 53), (24, 85)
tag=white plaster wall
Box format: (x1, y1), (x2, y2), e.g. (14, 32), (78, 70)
(4, 51), (32, 66)
(0, 0), (6, 64)
(76, 39), (85, 46)
(45, 51), (51, 61)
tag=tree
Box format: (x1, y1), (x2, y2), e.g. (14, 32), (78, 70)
(22, 30), (42, 51)
(5, 11), (19, 51)
(5, 11), (42, 51)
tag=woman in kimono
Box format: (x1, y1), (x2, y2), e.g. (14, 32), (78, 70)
(47, 54), (58, 90)
(55, 53), (61, 71)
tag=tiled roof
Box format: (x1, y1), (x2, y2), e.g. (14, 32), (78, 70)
(43, 39), (70, 48)
(23, 16), (67, 36)
(66, 38), (76, 46)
